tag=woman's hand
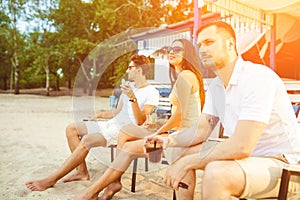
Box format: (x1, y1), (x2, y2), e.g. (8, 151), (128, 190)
(144, 135), (169, 152)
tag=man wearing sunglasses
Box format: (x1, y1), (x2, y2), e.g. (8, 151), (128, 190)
(26, 54), (159, 191)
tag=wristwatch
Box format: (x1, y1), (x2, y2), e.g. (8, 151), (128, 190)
(129, 97), (137, 103)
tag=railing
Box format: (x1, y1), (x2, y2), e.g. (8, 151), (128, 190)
(283, 79), (300, 104)
(283, 79), (300, 122)
(204, 0), (273, 33)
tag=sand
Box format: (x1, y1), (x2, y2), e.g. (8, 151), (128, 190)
(0, 93), (203, 200)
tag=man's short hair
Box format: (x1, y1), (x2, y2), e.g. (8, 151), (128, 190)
(130, 54), (151, 75)
(197, 21), (236, 42)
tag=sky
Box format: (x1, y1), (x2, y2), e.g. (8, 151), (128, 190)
(2, 0), (57, 34)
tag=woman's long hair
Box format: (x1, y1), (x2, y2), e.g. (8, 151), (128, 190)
(172, 38), (205, 111)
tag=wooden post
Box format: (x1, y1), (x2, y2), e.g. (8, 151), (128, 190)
(270, 14), (276, 71)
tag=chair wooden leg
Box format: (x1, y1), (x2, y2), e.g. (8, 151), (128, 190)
(173, 189), (176, 200)
(278, 168), (291, 200)
(110, 145), (115, 162)
(277, 167), (300, 200)
(145, 158), (148, 172)
(131, 158), (138, 192)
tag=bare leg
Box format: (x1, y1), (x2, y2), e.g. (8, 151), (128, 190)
(202, 161), (245, 200)
(26, 133), (106, 191)
(175, 170), (196, 200)
(63, 122), (89, 181)
(98, 125), (152, 199)
(73, 139), (146, 200)
(98, 181), (122, 200)
(117, 124), (151, 149)
(172, 144), (202, 200)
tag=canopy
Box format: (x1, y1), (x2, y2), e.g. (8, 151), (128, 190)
(239, 0), (300, 56)
(237, 0), (300, 20)
(239, 0), (300, 79)
(204, 0), (300, 79)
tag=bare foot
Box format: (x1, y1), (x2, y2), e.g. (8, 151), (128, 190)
(99, 181), (122, 200)
(62, 171), (90, 183)
(25, 178), (55, 191)
(72, 190), (99, 200)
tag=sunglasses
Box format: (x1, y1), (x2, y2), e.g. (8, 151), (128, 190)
(127, 65), (136, 70)
(167, 46), (184, 54)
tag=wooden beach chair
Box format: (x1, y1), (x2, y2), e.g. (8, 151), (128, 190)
(275, 103), (300, 200)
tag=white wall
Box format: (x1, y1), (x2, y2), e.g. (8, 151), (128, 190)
(153, 58), (171, 84)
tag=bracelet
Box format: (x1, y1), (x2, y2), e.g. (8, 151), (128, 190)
(129, 97), (137, 103)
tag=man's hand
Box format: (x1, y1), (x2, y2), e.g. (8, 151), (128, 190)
(163, 157), (189, 190)
(85, 112), (106, 121)
(87, 115), (98, 121)
(120, 84), (134, 98)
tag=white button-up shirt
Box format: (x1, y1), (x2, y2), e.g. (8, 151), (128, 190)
(203, 57), (300, 157)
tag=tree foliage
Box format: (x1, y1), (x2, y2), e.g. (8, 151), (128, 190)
(0, 0), (197, 95)
(1, 0), (29, 94)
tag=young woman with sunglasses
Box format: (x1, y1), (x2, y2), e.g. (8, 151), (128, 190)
(73, 39), (206, 200)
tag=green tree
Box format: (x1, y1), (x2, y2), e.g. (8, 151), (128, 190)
(0, 11), (11, 90)
(1, 0), (199, 94)
(2, 0), (31, 94)
(24, 0), (66, 95)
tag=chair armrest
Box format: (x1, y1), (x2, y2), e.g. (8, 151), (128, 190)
(283, 164), (300, 172)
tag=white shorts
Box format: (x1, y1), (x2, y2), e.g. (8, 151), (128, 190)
(199, 141), (300, 199)
(236, 157), (300, 199)
(84, 119), (126, 146)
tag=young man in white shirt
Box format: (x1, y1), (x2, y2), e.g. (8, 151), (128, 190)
(26, 54), (159, 191)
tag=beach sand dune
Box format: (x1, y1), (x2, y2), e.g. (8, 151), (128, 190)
(0, 94), (203, 200)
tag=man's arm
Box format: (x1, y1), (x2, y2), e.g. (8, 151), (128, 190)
(130, 99), (156, 125)
(122, 84), (158, 125)
(165, 120), (266, 189)
(93, 100), (123, 120)
(196, 120), (266, 166)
